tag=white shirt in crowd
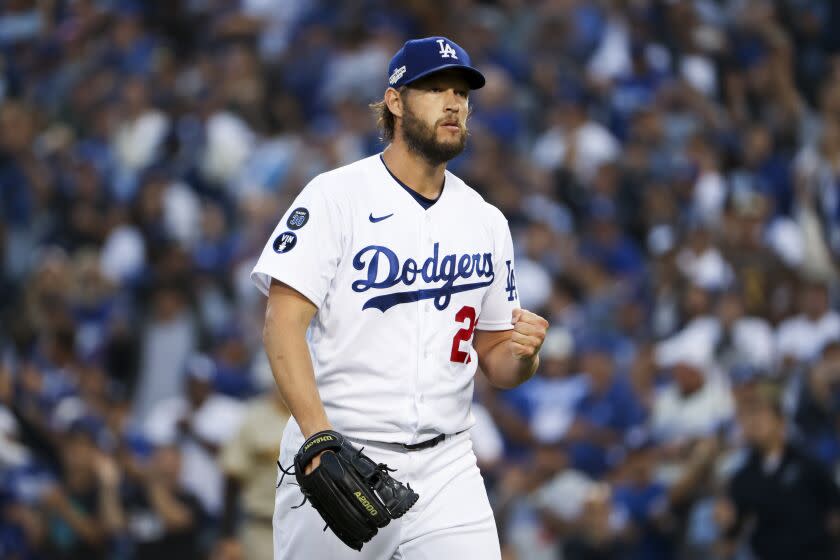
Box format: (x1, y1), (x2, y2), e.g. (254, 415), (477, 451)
(692, 170), (727, 226)
(676, 247), (733, 291)
(531, 121), (621, 183)
(776, 310), (840, 363)
(650, 369), (734, 444)
(670, 316), (776, 370)
(113, 109), (169, 172)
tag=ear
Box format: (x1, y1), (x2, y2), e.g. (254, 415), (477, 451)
(384, 87), (404, 118)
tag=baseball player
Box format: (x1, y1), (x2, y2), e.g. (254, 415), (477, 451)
(252, 36), (548, 559)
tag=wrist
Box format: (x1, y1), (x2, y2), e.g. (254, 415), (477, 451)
(518, 353), (539, 376)
(299, 418), (333, 439)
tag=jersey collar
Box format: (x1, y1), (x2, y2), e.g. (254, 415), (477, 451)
(379, 154), (446, 211)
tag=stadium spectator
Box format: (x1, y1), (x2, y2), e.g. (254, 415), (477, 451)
(717, 382), (840, 560)
(793, 340), (840, 464)
(144, 355), (244, 520)
(118, 443), (204, 560)
(650, 337), (734, 446)
(776, 278), (840, 366)
(563, 340), (645, 478)
(39, 418), (121, 560)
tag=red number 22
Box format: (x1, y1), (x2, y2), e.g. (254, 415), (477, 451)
(449, 306), (477, 363)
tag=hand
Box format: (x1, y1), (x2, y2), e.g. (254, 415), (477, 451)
(300, 423), (333, 475)
(509, 308), (548, 360)
(93, 453), (121, 489)
(304, 452), (325, 475)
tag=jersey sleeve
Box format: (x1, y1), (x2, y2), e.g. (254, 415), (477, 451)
(250, 178), (344, 308)
(476, 209), (519, 331)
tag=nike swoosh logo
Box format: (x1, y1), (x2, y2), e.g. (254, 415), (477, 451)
(369, 213), (394, 223)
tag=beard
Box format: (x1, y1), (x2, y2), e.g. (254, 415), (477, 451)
(400, 103), (467, 165)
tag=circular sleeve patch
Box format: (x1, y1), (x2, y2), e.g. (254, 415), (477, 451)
(273, 231), (298, 253)
(287, 207), (309, 230)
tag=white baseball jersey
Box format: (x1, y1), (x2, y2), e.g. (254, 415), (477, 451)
(251, 153), (519, 445)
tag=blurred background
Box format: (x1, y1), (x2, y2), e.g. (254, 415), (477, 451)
(2, 0), (840, 559)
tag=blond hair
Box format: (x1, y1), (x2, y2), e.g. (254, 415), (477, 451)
(369, 87), (406, 142)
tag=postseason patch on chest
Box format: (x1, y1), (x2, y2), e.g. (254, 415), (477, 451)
(273, 231), (297, 253)
(287, 207), (309, 230)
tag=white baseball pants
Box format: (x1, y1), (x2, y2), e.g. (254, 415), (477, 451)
(273, 422), (501, 559)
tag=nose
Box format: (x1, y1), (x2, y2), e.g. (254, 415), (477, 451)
(443, 89), (461, 113)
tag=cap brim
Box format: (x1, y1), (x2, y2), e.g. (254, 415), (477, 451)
(402, 64), (485, 90)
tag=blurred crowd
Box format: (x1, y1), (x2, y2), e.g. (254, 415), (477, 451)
(1, 0), (840, 559)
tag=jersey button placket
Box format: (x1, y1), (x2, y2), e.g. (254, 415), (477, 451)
(412, 212), (427, 443)
(417, 212), (436, 438)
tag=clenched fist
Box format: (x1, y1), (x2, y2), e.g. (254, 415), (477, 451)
(509, 308), (548, 360)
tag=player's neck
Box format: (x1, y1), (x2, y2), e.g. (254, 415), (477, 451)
(382, 143), (445, 200)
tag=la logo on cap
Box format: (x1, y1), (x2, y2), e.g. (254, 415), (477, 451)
(436, 39), (458, 59)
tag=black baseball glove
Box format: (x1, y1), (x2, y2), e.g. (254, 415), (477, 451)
(288, 430), (419, 550)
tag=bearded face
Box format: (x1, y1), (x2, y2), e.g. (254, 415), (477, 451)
(395, 71), (471, 165)
(400, 98), (468, 165)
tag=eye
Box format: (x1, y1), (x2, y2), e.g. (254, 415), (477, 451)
(456, 90), (468, 98)
(431, 87), (443, 93)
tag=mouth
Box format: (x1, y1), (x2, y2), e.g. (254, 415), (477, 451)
(439, 121), (461, 133)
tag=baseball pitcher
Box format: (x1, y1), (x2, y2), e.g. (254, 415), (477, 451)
(252, 36), (548, 559)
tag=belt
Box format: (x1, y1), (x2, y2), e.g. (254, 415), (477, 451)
(395, 430), (466, 451)
(400, 433), (446, 451)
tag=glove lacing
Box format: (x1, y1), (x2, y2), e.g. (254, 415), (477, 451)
(276, 461), (307, 509)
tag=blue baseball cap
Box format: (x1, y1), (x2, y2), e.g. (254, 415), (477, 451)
(387, 36), (485, 90)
